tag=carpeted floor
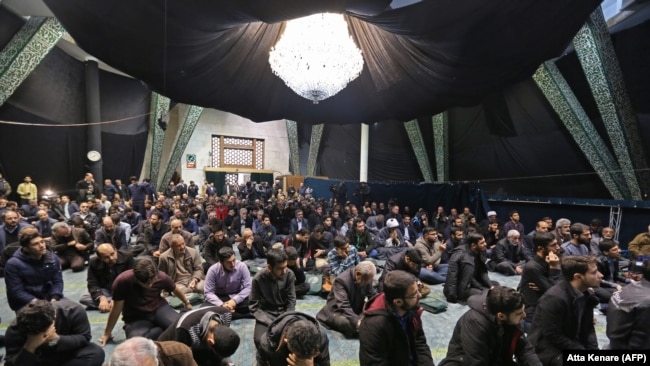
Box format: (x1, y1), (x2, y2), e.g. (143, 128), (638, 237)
(0, 264), (609, 365)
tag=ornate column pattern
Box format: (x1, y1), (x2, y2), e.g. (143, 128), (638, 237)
(432, 112), (449, 182)
(572, 8), (645, 200)
(141, 92), (170, 185)
(533, 61), (628, 200)
(0, 17), (65, 106)
(404, 120), (434, 182)
(307, 124), (324, 176)
(285, 120), (300, 175)
(160, 105), (204, 188)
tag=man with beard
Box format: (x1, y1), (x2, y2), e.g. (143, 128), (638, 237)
(50, 221), (93, 272)
(202, 226), (234, 273)
(444, 233), (493, 304)
(529, 256), (602, 366)
(94, 216), (128, 251)
(414, 226), (448, 285)
(80, 243), (134, 312)
(70, 201), (99, 236)
(134, 212), (171, 257)
(359, 270), (434, 366)
(517, 232), (562, 332)
(560, 223), (591, 256)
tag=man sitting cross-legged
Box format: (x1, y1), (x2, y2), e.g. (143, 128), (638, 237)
(158, 234), (205, 298)
(203, 246), (252, 320)
(79, 243), (134, 312)
(316, 261), (376, 338)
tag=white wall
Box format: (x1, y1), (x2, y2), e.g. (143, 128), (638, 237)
(179, 108), (290, 184)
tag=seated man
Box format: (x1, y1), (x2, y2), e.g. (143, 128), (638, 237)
(34, 209), (57, 239)
(346, 218), (376, 259)
(255, 214), (277, 248)
(607, 258), (650, 350)
(4, 300), (104, 366)
(595, 239), (629, 313)
(202, 226), (234, 274)
(316, 261), (376, 338)
(50, 221), (93, 272)
(308, 224), (334, 270)
(204, 247), (252, 319)
(158, 306), (241, 366)
(134, 212), (170, 257)
(414, 226), (448, 285)
(158, 234), (205, 296)
(109, 336), (197, 366)
(159, 219), (195, 254)
(80, 243), (135, 312)
(529, 256), (601, 366)
(286, 246), (310, 298)
(491, 230), (530, 276)
(5, 227), (64, 311)
(237, 228), (268, 261)
(122, 207), (142, 235)
(444, 233), (493, 304)
(560, 222), (591, 256)
(327, 235), (361, 277)
(250, 248), (296, 349)
(377, 248), (423, 292)
(69, 201), (99, 236)
(359, 270), (434, 366)
(99, 257), (191, 343)
(375, 218), (408, 250)
(439, 286), (539, 366)
(256, 312), (330, 366)
(94, 216), (128, 251)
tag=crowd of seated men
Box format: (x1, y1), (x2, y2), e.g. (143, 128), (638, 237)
(2, 175), (650, 366)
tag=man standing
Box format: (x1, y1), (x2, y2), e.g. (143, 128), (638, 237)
(75, 173), (100, 203)
(4, 227), (64, 311)
(439, 286), (540, 366)
(158, 306), (241, 366)
(561, 223), (591, 256)
(528, 256), (602, 366)
(16, 176), (37, 205)
(517, 232), (562, 332)
(250, 248), (296, 348)
(444, 233), (492, 304)
(316, 262), (376, 338)
(4, 300), (104, 366)
(99, 257), (191, 343)
(203, 246), (252, 319)
(503, 210), (525, 239)
(606, 259), (650, 350)
(80, 243), (134, 312)
(359, 270), (434, 366)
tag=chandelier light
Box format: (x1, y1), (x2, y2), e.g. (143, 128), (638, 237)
(269, 13), (364, 104)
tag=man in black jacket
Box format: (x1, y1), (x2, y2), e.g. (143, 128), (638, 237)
(158, 306), (241, 366)
(359, 270), (434, 366)
(80, 243), (134, 312)
(444, 233), (493, 303)
(316, 261), (376, 338)
(594, 239), (628, 312)
(517, 232), (562, 333)
(491, 230), (531, 276)
(440, 286), (541, 366)
(377, 248), (422, 292)
(529, 256), (602, 366)
(5, 299), (104, 366)
(256, 312), (330, 366)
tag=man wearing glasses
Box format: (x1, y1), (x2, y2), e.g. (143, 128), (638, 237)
(358, 270), (434, 366)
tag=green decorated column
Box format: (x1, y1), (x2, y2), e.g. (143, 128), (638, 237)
(404, 120), (434, 182)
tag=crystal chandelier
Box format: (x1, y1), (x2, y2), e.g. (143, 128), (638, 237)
(269, 13), (364, 104)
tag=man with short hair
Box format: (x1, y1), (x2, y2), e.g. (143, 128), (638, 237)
(58, 195), (79, 221)
(308, 224), (334, 269)
(80, 243), (134, 312)
(316, 262), (376, 338)
(327, 235), (361, 276)
(289, 209), (309, 235)
(529, 256), (602, 366)
(34, 209), (57, 239)
(158, 306), (241, 366)
(250, 248), (296, 349)
(202, 226), (234, 273)
(517, 232), (562, 332)
(377, 248), (422, 291)
(0, 210), (32, 255)
(255, 214), (277, 248)
(594, 239), (628, 312)
(414, 226), (448, 285)
(134, 211), (171, 257)
(70, 201), (99, 236)
(256, 312), (330, 366)
(158, 234), (205, 295)
(523, 220), (550, 257)
(346, 218), (376, 259)
(4, 300), (104, 366)
(503, 210), (525, 238)
(561, 223), (591, 256)
(606, 259), (650, 350)
(204, 246), (252, 319)
(5, 227), (64, 311)
(439, 286), (540, 366)
(94, 215), (128, 250)
(444, 233), (492, 304)
(230, 207), (253, 238)
(359, 270), (434, 366)
(16, 176), (37, 205)
(491, 230), (530, 276)
(99, 257), (191, 343)
(159, 218), (195, 254)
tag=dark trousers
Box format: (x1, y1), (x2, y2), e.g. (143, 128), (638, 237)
(50, 342), (105, 366)
(323, 313), (357, 338)
(295, 282), (310, 298)
(494, 261), (518, 276)
(253, 322), (268, 351)
(124, 303), (180, 340)
(201, 296), (252, 320)
(60, 253), (86, 272)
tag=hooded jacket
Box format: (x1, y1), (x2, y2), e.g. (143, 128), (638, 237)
(256, 312), (330, 366)
(358, 292), (434, 366)
(439, 291), (541, 366)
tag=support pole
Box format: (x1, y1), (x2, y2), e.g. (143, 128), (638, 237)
(360, 123), (369, 182)
(85, 59), (102, 183)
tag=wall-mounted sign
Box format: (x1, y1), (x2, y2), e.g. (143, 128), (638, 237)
(186, 154), (196, 168)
